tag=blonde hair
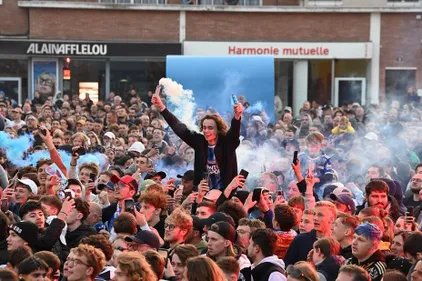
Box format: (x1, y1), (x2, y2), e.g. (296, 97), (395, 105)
(315, 201), (337, 220)
(290, 262), (319, 281)
(116, 252), (157, 281)
(70, 244), (106, 279)
(71, 132), (89, 147)
(186, 256), (226, 281)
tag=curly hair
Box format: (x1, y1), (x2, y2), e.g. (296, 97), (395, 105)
(116, 252), (157, 281)
(70, 244), (106, 279)
(199, 114), (228, 136)
(139, 191), (168, 210)
(165, 208), (193, 236)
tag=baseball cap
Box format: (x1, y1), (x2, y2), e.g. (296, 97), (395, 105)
(76, 120), (86, 126)
(110, 175), (137, 191)
(177, 170), (194, 181)
(364, 132), (379, 142)
(17, 179), (38, 195)
(125, 230), (160, 249)
(330, 194), (356, 214)
(232, 190), (249, 205)
(201, 212), (235, 227)
(284, 106), (292, 113)
(251, 116), (265, 124)
(322, 104), (332, 111)
(192, 216), (205, 234)
(9, 222), (39, 249)
(128, 142), (145, 154)
(104, 132), (116, 139)
(322, 184), (338, 199)
(144, 171), (167, 181)
(98, 181), (115, 191)
(332, 186), (353, 198)
(12, 108), (22, 114)
(208, 221), (236, 243)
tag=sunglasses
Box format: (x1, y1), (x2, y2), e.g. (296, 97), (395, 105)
(286, 266), (312, 281)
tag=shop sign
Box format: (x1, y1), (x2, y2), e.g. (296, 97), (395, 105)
(184, 41), (372, 59)
(27, 43), (107, 56)
(0, 40), (181, 57)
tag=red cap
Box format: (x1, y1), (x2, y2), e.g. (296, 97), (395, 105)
(111, 175), (137, 191)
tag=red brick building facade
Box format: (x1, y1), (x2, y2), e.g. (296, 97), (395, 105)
(0, 0), (421, 112)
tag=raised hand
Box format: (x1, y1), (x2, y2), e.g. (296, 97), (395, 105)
(151, 85), (166, 112)
(233, 103), (244, 120)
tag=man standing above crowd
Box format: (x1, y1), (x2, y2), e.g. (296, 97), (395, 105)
(152, 86), (243, 190)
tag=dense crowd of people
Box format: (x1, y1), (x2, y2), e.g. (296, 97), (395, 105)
(0, 85), (420, 281)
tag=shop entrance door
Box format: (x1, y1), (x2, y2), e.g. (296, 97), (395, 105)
(334, 77), (366, 107)
(0, 77), (21, 104)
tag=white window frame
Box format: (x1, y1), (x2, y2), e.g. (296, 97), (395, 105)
(387, 0), (420, 6)
(0, 77), (22, 105)
(98, 0), (167, 4)
(305, 0), (343, 7)
(334, 77), (366, 106)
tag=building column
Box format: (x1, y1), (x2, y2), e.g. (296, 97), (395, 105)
(369, 12), (381, 104)
(293, 60), (308, 116)
(105, 59), (110, 99)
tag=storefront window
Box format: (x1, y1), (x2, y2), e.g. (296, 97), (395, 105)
(63, 60), (106, 101)
(334, 59), (368, 106)
(308, 60), (332, 105)
(385, 69), (416, 104)
(0, 59), (28, 104)
(275, 60), (293, 120)
(110, 61), (165, 101)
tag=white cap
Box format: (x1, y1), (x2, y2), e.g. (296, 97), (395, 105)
(17, 179), (38, 194)
(251, 115), (264, 124)
(104, 132), (116, 139)
(128, 142), (145, 154)
(364, 132), (379, 142)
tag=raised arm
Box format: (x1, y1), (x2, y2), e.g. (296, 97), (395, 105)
(152, 86), (200, 148)
(225, 103), (243, 143)
(37, 126), (68, 177)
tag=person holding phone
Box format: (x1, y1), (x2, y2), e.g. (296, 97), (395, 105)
(152, 86), (243, 190)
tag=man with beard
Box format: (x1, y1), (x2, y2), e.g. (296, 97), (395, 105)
(356, 180), (390, 215)
(403, 173), (422, 209)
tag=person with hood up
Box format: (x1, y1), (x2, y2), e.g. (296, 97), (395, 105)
(344, 223), (386, 281)
(311, 238), (343, 281)
(248, 228), (286, 281)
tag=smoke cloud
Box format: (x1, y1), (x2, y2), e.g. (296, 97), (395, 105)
(0, 132), (106, 169)
(159, 78), (196, 130)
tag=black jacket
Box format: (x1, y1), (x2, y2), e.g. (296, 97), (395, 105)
(284, 230), (317, 266)
(0, 239), (9, 264)
(65, 223), (97, 249)
(161, 108), (241, 188)
(344, 250), (386, 281)
(340, 245), (353, 260)
(36, 218), (66, 251)
(316, 255), (341, 281)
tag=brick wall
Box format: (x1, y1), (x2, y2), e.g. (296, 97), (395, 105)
(29, 9), (180, 42)
(0, 0), (29, 36)
(380, 13), (422, 99)
(186, 13), (370, 41)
